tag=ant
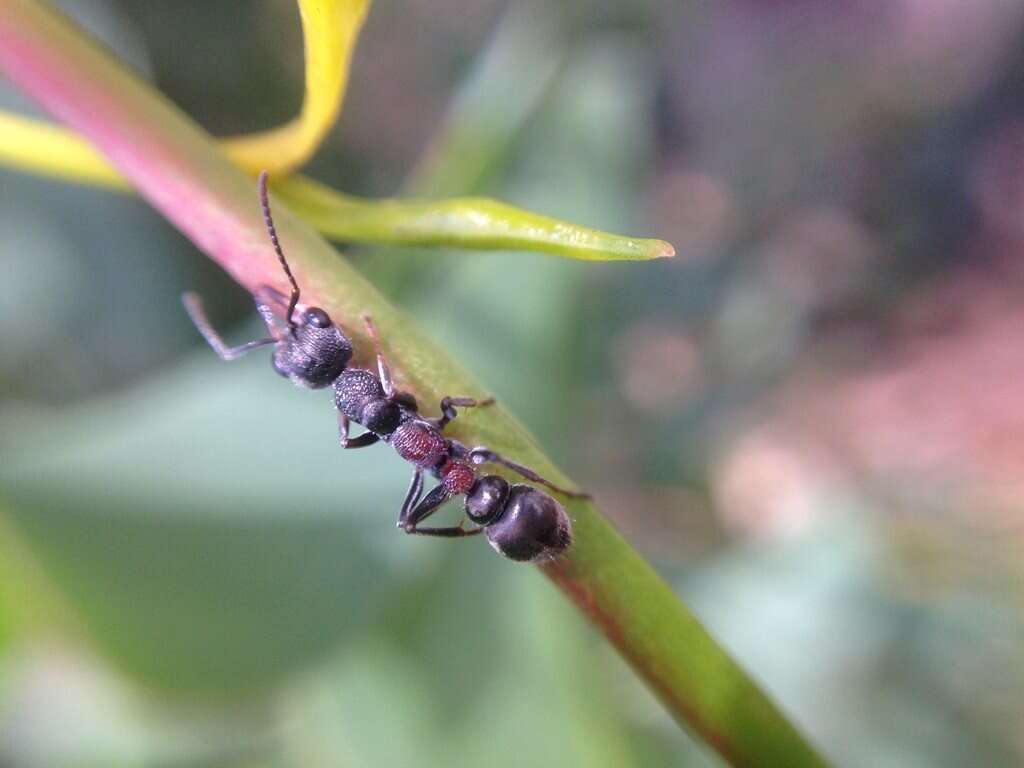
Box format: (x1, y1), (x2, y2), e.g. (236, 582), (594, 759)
(182, 171), (587, 562)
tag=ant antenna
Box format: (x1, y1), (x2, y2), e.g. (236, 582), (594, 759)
(258, 170), (300, 331)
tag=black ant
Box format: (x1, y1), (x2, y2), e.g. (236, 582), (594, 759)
(182, 171), (587, 562)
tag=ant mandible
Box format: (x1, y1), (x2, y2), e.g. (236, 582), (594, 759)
(182, 171), (588, 561)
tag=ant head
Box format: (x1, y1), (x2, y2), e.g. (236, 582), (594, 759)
(273, 317), (353, 389)
(484, 484), (572, 562)
(465, 474), (509, 525)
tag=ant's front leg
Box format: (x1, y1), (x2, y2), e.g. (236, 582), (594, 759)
(182, 292), (276, 360)
(467, 447), (591, 499)
(434, 396), (496, 430)
(337, 411), (381, 449)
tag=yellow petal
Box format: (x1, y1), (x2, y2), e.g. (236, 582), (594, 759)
(222, 0), (370, 174)
(0, 111), (126, 189)
(0, 0), (369, 184)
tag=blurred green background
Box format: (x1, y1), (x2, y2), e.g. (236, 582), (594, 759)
(3, 0), (1024, 765)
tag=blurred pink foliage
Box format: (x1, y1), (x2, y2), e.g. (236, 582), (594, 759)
(716, 263), (1024, 537)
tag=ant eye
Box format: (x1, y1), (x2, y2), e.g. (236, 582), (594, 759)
(305, 307), (331, 328)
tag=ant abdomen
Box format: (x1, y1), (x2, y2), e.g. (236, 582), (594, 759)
(483, 485), (573, 562)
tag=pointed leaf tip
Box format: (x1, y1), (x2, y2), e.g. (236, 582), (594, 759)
(274, 176), (674, 262)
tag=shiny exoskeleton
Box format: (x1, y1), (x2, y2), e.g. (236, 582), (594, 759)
(182, 171), (586, 562)
(472, 480), (573, 562)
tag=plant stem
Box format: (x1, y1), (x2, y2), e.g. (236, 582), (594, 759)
(0, 1), (826, 764)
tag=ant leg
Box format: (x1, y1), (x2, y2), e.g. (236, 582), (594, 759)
(397, 469), (424, 528)
(434, 396), (496, 430)
(399, 477), (484, 538)
(467, 447), (591, 499)
(345, 433), (381, 449)
(182, 292), (275, 360)
(402, 483), (447, 529)
(361, 315), (423, 411)
(361, 314), (395, 398)
(405, 525), (484, 539)
(337, 412), (381, 449)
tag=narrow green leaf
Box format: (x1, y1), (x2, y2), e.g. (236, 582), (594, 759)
(276, 175), (674, 261)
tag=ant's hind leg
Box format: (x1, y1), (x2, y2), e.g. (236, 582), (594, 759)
(182, 292), (275, 360)
(397, 469), (424, 528)
(467, 447), (591, 499)
(434, 396), (496, 430)
(395, 466), (481, 536)
(398, 478), (482, 538)
(405, 525), (484, 539)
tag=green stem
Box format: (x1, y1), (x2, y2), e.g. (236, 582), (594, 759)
(0, 1), (826, 764)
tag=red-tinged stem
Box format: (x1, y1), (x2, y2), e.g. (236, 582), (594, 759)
(0, 1), (827, 765)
